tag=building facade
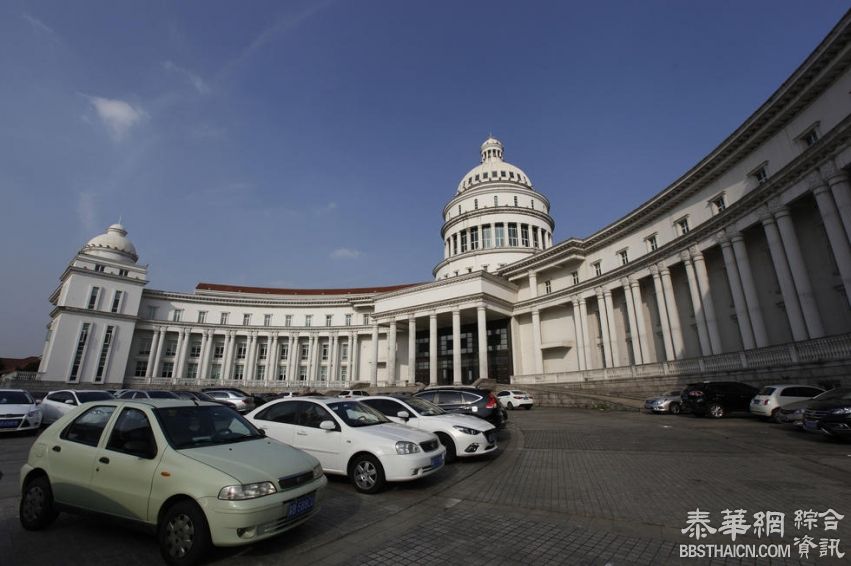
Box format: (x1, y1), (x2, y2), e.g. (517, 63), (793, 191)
(37, 13), (851, 390)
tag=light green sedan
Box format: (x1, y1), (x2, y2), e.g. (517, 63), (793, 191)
(19, 399), (327, 565)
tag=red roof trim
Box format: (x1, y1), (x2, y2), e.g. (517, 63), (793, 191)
(195, 282), (421, 296)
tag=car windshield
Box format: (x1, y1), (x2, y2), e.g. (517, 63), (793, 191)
(76, 391), (115, 402)
(0, 391), (34, 404)
(155, 405), (262, 449)
(403, 397), (446, 416)
(813, 388), (851, 401)
(327, 401), (390, 427)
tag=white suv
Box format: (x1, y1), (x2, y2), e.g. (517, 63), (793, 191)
(360, 395), (497, 462)
(496, 390), (534, 410)
(39, 390), (115, 425)
(246, 397), (445, 493)
(749, 384), (825, 419)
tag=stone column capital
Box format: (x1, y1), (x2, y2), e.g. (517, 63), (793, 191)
(679, 249), (692, 262)
(477, 304), (487, 312)
(807, 170), (827, 191)
(648, 264), (659, 276)
(819, 159), (839, 180)
(773, 205), (791, 220)
(628, 276), (641, 288)
(689, 246), (704, 261)
(619, 277), (631, 288)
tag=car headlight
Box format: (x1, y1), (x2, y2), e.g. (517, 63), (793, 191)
(312, 463), (324, 479)
(453, 425), (480, 435)
(218, 481), (278, 500)
(395, 441), (420, 455)
(830, 407), (851, 415)
(27, 410), (41, 418)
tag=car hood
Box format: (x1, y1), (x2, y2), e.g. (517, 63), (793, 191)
(807, 399), (851, 411)
(645, 395), (677, 403)
(357, 422), (436, 443)
(0, 403), (38, 415)
(424, 413), (495, 431)
(180, 438), (319, 483)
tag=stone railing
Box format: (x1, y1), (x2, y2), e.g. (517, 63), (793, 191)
(0, 371), (40, 382)
(123, 377), (381, 392)
(513, 333), (851, 385)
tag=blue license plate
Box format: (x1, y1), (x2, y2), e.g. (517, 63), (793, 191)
(431, 454), (443, 468)
(0, 419), (19, 429)
(287, 493), (315, 519)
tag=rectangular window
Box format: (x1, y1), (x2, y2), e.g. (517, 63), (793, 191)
(243, 313), (251, 326)
(520, 224), (530, 247)
(285, 315), (292, 327)
(340, 366), (348, 381)
(264, 314), (272, 327)
(508, 223), (518, 246)
(69, 323), (91, 382)
(213, 344), (224, 359)
(300, 343), (309, 361)
(280, 343), (289, 360)
(711, 195), (726, 214)
(118, 269), (128, 277)
(571, 271), (579, 285)
(258, 343), (267, 360)
(255, 365), (265, 380)
(87, 287), (100, 310)
(326, 314), (333, 327)
(321, 343), (329, 361)
(345, 314), (352, 326)
(198, 311), (207, 324)
(532, 227), (539, 248)
(802, 129), (819, 146)
(236, 343), (247, 359)
(340, 342), (349, 361)
(495, 223), (505, 247)
(172, 309), (183, 322)
(493, 195), (498, 206)
(452, 234), (458, 255)
(319, 366), (328, 380)
(460, 231), (468, 253)
(474, 198), (478, 209)
(593, 261), (602, 277)
(186, 363), (198, 379)
(165, 340), (178, 357)
(545, 280), (552, 294)
(161, 362), (174, 378)
(94, 264), (105, 273)
(210, 364), (222, 380)
(513, 196), (518, 207)
(751, 164), (768, 184)
(189, 343), (202, 358)
(147, 306), (158, 320)
(305, 315), (312, 327)
(298, 366), (307, 381)
(110, 291), (123, 313)
(277, 366), (287, 380)
(220, 312), (229, 325)
(676, 218), (690, 235)
(94, 325), (114, 381)
(470, 227), (479, 250)
(618, 249), (629, 265)
(482, 225), (492, 248)
(646, 235), (658, 252)
(134, 360), (147, 377)
(233, 365), (244, 380)
(139, 339), (152, 356)
(363, 314), (370, 325)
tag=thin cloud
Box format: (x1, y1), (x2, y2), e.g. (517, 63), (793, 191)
(77, 191), (97, 233)
(85, 95), (146, 141)
(22, 13), (60, 43)
(330, 248), (361, 260)
(163, 60), (211, 95)
(314, 201), (337, 215)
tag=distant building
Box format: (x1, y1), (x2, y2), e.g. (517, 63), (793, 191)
(37, 13), (851, 389)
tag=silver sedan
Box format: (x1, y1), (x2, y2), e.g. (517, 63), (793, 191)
(644, 390), (684, 415)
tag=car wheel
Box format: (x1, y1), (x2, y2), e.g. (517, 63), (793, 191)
(507, 402), (514, 410)
(708, 403), (726, 419)
(349, 454), (386, 494)
(19, 476), (58, 530)
(669, 403), (681, 415)
(436, 433), (457, 463)
(770, 408), (781, 423)
(158, 500), (211, 566)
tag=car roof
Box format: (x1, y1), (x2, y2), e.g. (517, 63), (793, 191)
(0, 388), (28, 393)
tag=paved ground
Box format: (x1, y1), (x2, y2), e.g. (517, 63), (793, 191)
(2, 408), (850, 565)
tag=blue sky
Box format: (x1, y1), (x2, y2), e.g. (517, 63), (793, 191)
(1, 1), (847, 357)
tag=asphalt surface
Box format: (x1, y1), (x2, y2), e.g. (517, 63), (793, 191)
(2, 408), (850, 565)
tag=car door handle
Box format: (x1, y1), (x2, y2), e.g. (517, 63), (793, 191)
(52, 445), (61, 452)
(296, 431), (308, 436)
(98, 457), (109, 464)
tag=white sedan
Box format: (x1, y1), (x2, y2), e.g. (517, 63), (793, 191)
(39, 390), (115, 425)
(246, 397), (445, 494)
(496, 390), (534, 410)
(0, 389), (42, 433)
(360, 395), (497, 462)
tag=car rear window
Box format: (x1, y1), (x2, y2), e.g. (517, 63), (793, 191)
(77, 391), (115, 402)
(0, 391), (34, 404)
(148, 391), (178, 399)
(758, 387), (776, 396)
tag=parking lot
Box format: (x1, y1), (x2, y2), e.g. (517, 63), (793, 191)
(2, 407), (850, 565)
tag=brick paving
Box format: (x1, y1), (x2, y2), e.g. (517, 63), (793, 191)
(2, 409), (850, 565)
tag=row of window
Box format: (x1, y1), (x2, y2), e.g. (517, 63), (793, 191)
(148, 308), (369, 327)
(68, 322), (115, 383)
(447, 223), (550, 256)
(92, 263), (129, 277)
(135, 359), (350, 382)
(138, 338), (351, 364)
(86, 287), (125, 314)
(450, 195), (544, 219)
(462, 168), (529, 189)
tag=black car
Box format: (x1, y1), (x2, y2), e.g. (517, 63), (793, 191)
(802, 387), (851, 439)
(681, 381), (758, 418)
(413, 386), (506, 429)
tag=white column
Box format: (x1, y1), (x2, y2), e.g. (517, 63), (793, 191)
(477, 305), (489, 379)
(145, 329), (161, 379)
(287, 333), (298, 382)
(659, 265), (686, 358)
(595, 288), (613, 367)
(370, 323), (379, 386)
(151, 329), (167, 379)
(813, 182), (851, 307)
(222, 331), (236, 380)
(719, 237), (755, 350)
(387, 320), (397, 385)
(198, 330), (212, 381)
(824, 166), (851, 240)
(762, 215), (808, 341)
(528, 271), (538, 298)
(245, 332), (258, 381)
(603, 289), (620, 366)
(630, 278), (651, 363)
(682, 252), (712, 356)
(267, 333), (279, 383)
(731, 235), (768, 347)
(690, 248), (722, 354)
(349, 332), (359, 384)
(621, 278), (642, 364)
(649, 267), (675, 360)
(452, 308), (462, 385)
(429, 313), (438, 385)
(571, 298), (586, 370)
(175, 329), (190, 380)
(531, 308), (543, 374)
(408, 315), (416, 384)
(329, 333), (338, 383)
(578, 297), (593, 369)
(774, 206), (824, 338)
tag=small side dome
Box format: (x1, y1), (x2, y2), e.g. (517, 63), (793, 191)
(81, 223), (139, 264)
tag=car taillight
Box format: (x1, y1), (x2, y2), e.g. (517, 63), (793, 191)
(763, 400), (769, 405)
(486, 393), (497, 409)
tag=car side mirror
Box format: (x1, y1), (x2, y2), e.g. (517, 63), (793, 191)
(397, 410), (410, 420)
(65, 399), (76, 405)
(35, 399), (41, 405)
(319, 420), (336, 431)
(257, 427), (266, 437)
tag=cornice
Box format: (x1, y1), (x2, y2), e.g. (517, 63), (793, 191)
(373, 292), (515, 322)
(50, 306), (140, 323)
(374, 270), (518, 302)
(142, 289), (365, 308)
(134, 321), (376, 336)
(61, 265), (148, 286)
(440, 207), (555, 238)
(443, 183), (550, 214)
(432, 247), (541, 277)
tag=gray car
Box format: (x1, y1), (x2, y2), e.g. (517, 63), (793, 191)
(644, 390), (684, 414)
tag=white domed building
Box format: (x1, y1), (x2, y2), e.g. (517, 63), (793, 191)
(35, 13), (851, 391)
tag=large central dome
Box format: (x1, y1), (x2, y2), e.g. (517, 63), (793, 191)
(456, 137), (534, 194)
